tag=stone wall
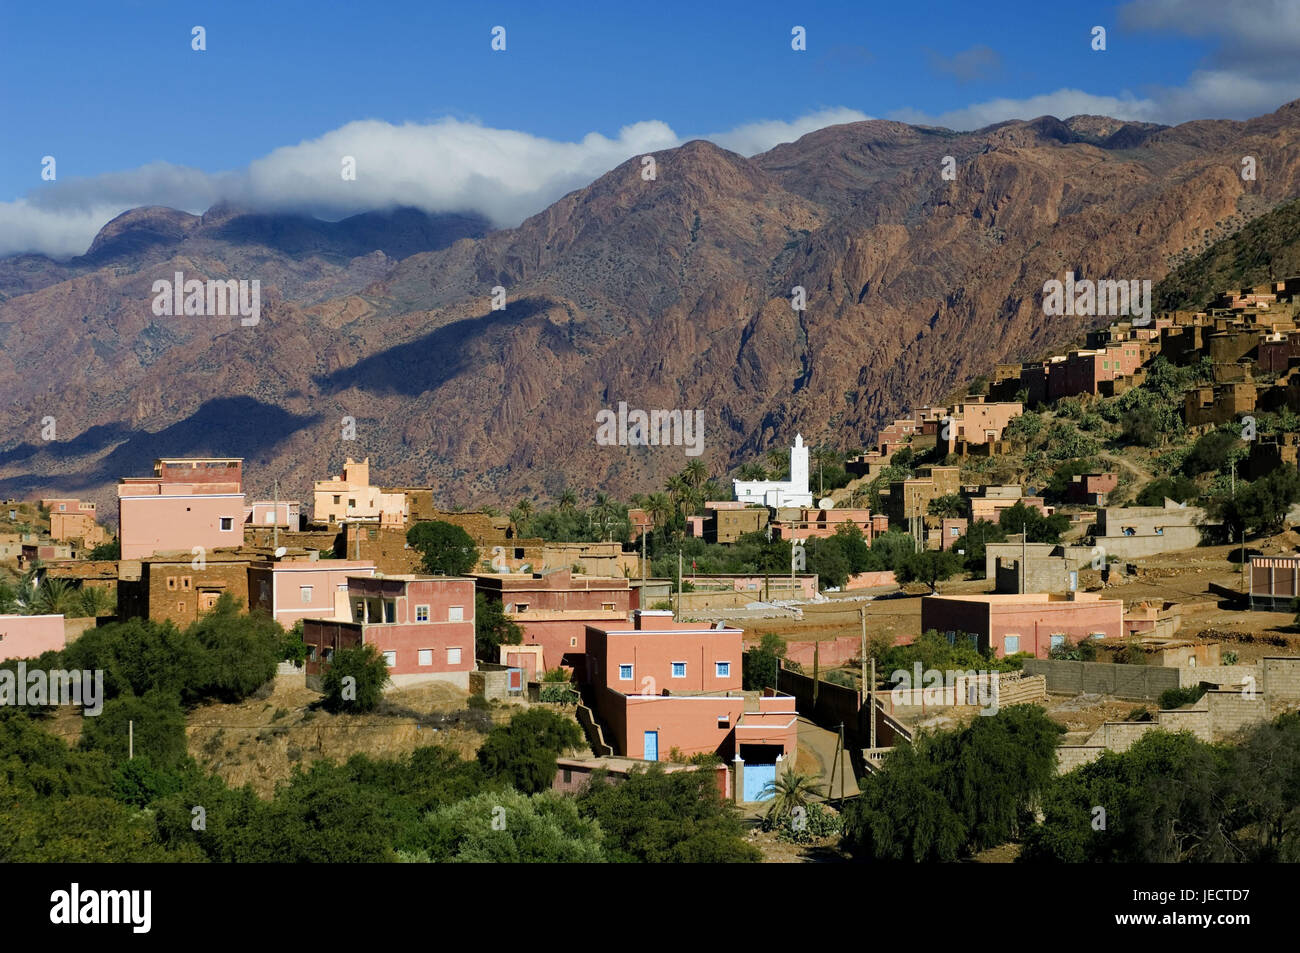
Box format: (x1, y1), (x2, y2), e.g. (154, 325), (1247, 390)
(1024, 659), (1180, 700)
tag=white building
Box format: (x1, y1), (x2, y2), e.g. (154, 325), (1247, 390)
(733, 435), (813, 507)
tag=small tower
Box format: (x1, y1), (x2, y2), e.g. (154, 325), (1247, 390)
(789, 434), (810, 497)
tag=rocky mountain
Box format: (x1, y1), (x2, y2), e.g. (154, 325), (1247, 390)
(5, 101), (1300, 515)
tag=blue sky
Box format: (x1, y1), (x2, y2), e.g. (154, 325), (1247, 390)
(2, 0), (1298, 256)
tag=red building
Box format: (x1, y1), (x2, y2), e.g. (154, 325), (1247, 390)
(584, 611), (798, 791)
(1048, 346), (1144, 402)
(472, 568), (630, 673)
(920, 592), (1124, 658)
(1066, 472), (1119, 506)
(301, 575), (476, 688)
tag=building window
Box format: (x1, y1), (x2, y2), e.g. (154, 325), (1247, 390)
(602, 602), (616, 611)
(219, 517), (233, 531)
(1050, 634), (1066, 650)
(333, 495), (340, 505)
(449, 606), (464, 622)
(570, 637), (578, 647)
(1089, 632), (1105, 640)
(563, 769), (572, 784)
(671, 662), (686, 678)
(182, 576), (191, 590)
(515, 602), (529, 612)
(618, 664), (633, 680)
(348, 499), (356, 508)
(446, 647), (462, 665)
(177, 601), (185, 613)
(58, 504), (66, 511)
(715, 661), (731, 678)
(415, 605), (429, 622)
(300, 586), (313, 603)
(308, 645), (318, 662)
(717, 716), (729, 729)
(418, 649), (433, 666)
(382, 651), (397, 668)
(1004, 635), (1021, 654)
(166, 576), (177, 591)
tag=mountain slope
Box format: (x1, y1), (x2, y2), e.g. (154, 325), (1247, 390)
(5, 102), (1300, 513)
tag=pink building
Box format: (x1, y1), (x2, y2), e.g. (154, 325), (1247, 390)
(473, 568), (630, 673)
(301, 575), (475, 688)
(1048, 346), (1144, 401)
(920, 592), (1124, 659)
(245, 500), (301, 528)
(248, 559), (377, 628)
(117, 457), (245, 559)
(39, 498), (97, 517)
(1066, 472), (1119, 506)
(770, 507), (875, 543)
(584, 612), (798, 784)
(0, 614), (65, 662)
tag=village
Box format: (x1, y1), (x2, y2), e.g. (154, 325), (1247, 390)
(4, 276), (1300, 861)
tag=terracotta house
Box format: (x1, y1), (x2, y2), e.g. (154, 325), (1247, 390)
(920, 592), (1124, 658)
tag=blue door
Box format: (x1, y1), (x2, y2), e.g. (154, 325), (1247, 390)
(643, 731), (658, 761)
(744, 762), (777, 802)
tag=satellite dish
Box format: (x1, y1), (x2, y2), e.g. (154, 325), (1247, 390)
(274, 546), (287, 559)
(818, 498), (834, 509)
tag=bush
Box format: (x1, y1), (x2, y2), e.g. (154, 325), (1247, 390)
(406, 521), (478, 576)
(477, 708), (582, 794)
(467, 694), (489, 710)
(321, 643), (391, 713)
(1159, 684), (1208, 710)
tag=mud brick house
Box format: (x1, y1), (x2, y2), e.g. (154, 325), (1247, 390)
(770, 506), (874, 543)
(472, 568), (631, 674)
(1066, 472), (1119, 506)
(920, 592), (1124, 659)
(701, 502), (769, 543)
(301, 575), (475, 688)
(118, 555), (252, 627)
(118, 458), (245, 560)
(583, 612), (797, 799)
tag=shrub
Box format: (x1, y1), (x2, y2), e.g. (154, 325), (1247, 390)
(1159, 684), (1208, 710)
(321, 643), (391, 713)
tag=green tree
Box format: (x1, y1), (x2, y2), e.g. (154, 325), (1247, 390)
(578, 763), (760, 862)
(743, 633), (786, 691)
(186, 593), (282, 703)
(406, 520), (478, 576)
(927, 493), (968, 519)
(897, 549), (964, 589)
(422, 789), (606, 862)
(321, 643), (391, 713)
(474, 592), (523, 661)
(477, 708), (582, 795)
(79, 689), (188, 769)
(87, 539), (121, 560)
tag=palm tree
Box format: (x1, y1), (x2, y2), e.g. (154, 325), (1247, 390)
(558, 488), (577, 512)
(765, 447), (791, 480)
(664, 474), (689, 522)
(681, 459), (707, 490)
(646, 493), (674, 534)
(736, 462), (767, 482)
(761, 768), (825, 823)
(77, 585), (114, 619)
(515, 499), (533, 521)
(34, 578), (77, 616)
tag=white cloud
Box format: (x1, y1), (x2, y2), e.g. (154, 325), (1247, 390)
(890, 89), (1162, 130)
(706, 107), (872, 156)
(0, 110), (867, 259)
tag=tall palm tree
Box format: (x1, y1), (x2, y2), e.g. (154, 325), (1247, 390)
(682, 459), (707, 490)
(515, 498), (533, 521)
(737, 462), (767, 482)
(664, 474), (689, 522)
(77, 585), (115, 619)
(558, 488), (578, 511)
(765, 448), (790, 480)
(645, 493), (674, 534)
(761, 768), (825, 823)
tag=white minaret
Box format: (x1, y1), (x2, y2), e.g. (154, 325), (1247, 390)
(790, 434), (810, 497)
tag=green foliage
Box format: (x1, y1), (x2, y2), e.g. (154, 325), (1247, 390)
(406, 520), (478, 576)
(1049, 638), (1098, 662)
(1159, 684), (1208, 710)
(951, 519), (1007, 576)
(743, 633), (786, 691)
(805, 535), (852, 589)
(1043, 458), (1102, 502)
(1112, 639), (1149, 665)
(760, 767), (823, 824)
(998, 501), (1070, 544)
(1136, 475), (1199, 506)
(1204, 467), (1300, 540)
(321, 643), (391, 713)
(87, 540), (121, 560)
(477, 708), (582, 795)
(475, 592), (523, 661)
(927, 493), (968, 519)
(578, 763), (760, 863)
(896, 548), (964, 588)
(1182, 428), (1244, 477)
(843, 705), (1062, 860)
(79, 690), (188, 769)
(187, 595), (282, 702)
(1005, 411), (1046, 443)
(422, 789), (606, 862)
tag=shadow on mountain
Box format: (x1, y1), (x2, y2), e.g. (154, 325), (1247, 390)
(0, 397), (321, 496)
(317, 298), (548, 396)
(208, 207), (491, 261)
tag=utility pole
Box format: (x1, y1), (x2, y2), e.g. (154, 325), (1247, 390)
(812, 641), (820, 706)
(869, 657), (877, 749)
(128, 719), (134, 760)
(273, 477), (279, 552)
(859, 605), (867, 707)
(677, 549), (682, 615)
(1021, 521), (1027, 594)
(640, 526), (646, 584)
